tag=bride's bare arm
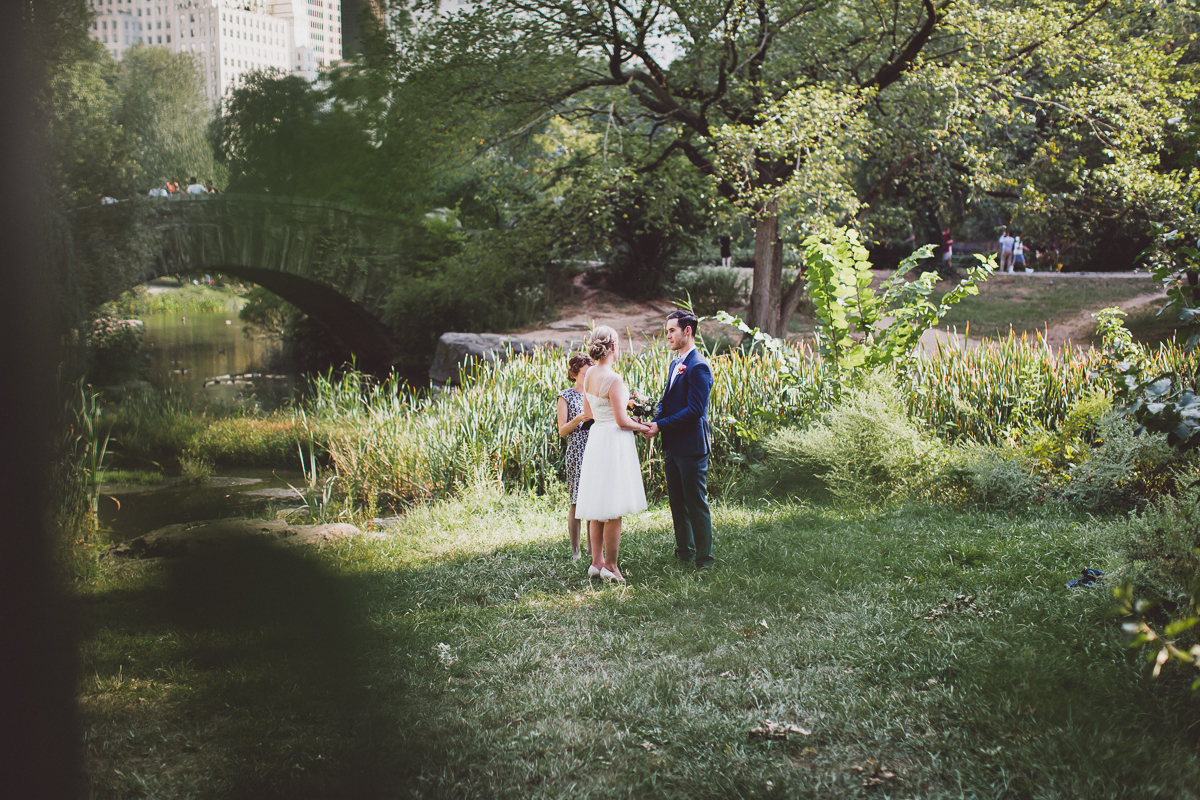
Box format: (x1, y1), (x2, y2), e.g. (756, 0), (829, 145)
(608, 375), (649, 433)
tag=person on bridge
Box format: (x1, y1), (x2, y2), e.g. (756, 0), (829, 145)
(186, 177), (206, 195)
(205, 180), (219, 194)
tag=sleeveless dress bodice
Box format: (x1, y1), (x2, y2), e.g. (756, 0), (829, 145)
(585, 391), (617, 425)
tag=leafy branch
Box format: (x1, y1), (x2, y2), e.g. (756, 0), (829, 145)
(800, 228), (993, 377)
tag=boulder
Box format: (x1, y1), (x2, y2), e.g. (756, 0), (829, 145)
(104, 518), (383, 559)
(429, 332), (543, 386)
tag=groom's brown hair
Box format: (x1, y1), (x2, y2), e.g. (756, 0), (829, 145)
(667, 309), (699, 338)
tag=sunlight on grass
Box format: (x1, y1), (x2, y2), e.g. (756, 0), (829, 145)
(78, 486), (1200, 798)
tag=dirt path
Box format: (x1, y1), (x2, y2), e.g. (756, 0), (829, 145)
(516, 273), (1167, 354)
(1038, 290), (1166, 350)
(512, 275), (683, 352)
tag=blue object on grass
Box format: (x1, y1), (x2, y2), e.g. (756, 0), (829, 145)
(1066, 568), (1105, 589)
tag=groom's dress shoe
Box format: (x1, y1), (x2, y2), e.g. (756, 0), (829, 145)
(587, 565), (601, 578)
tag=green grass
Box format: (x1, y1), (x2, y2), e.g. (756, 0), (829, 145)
(936, 275), (1162, 340)
(97, 469), (164, 485)
(78, 486), (1200, 798)
(105, 283), (246, 317)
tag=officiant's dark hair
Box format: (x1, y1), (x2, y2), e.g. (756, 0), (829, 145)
(667, 309), (699, 337)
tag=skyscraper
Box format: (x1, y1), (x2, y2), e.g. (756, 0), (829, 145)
(86, 0), (345, 104)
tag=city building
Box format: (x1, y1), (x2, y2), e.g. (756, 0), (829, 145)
(86, 0), (345, 104)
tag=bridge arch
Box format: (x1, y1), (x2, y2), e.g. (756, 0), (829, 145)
(74, 194), (410, 370)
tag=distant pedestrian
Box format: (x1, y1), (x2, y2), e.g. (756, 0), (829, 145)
(1012, 235), (1026, 271)
(205, 180), (218, 194)
(186, 177), (206, 195)
(166, 179), (180, 195)
(719, 235), (732, 268)
(148, 185), (168, 197)
(998, 229), (1016, 273)
(941, 228), (953, 274)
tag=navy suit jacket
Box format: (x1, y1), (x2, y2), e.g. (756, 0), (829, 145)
(653, 348), (713, 456)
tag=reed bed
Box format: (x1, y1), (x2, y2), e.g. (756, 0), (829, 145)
(907, 332), (1199, 444)
(316, 342), (836, 508)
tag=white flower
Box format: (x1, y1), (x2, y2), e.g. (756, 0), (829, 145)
(436, 642), (457, 669)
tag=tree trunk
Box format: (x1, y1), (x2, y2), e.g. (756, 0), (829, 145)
(747, 201), (783, 337)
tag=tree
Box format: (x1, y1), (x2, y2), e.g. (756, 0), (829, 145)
(39, 5), (221, 203)
(117, 45), (221, 190)
(406, 0), (1195, 334)
(404, 0), (948, 336)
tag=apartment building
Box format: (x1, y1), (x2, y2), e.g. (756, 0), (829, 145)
(87, 0), (345, 103)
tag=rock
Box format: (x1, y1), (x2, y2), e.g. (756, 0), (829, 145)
(241, 487), (306, 500)
(429, 332), (544, 386)
(548, 320), (590, 331)
(104, 518), (383, 559)
(203, 477), (262, 488)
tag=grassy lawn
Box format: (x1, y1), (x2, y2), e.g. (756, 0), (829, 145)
(78, 487), (1200, 798)
(935, 275), (1162, 340)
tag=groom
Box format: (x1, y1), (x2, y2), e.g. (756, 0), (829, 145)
(644, 310), (715, 569)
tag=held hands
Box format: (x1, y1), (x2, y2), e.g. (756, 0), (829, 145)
(641, 421), (659, 439)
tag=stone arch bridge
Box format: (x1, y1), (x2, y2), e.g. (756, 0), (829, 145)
(73, 194), (410, 370)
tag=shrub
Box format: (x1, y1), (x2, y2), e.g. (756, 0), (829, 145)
(100, 393), (205, 462)
(86, 311), (145, 385)
(953, 444), (1040, 510)
(756, 372), (947, 503)
(1058, 413), (1190, 512)
(672, 267), (748, 315)
(1119, 483), (1200, 647)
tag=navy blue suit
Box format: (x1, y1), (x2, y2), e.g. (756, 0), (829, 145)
(653, 348), (715, 567)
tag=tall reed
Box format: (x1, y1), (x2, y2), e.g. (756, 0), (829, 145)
(316, 341), (836, 508)
(906, 332), (1198, 444)
(312, 332), (1198, 512)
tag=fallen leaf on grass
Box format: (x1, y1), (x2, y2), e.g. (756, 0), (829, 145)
(923, 594), (999, 622)
(749, 720), (812, 741)
(851, 760), (897, 787)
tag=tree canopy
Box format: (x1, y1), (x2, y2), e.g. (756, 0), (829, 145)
(386, 0), (1198, 334)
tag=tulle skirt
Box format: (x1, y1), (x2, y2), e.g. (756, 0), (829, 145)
(575, 421), (647, 521)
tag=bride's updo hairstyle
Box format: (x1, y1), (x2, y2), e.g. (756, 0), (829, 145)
(587, 326), (618, 362)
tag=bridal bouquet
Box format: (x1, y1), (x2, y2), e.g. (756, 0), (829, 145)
(628, 391), (657, 421)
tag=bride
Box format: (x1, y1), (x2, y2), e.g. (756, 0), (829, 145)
(575, 326), (650, 583)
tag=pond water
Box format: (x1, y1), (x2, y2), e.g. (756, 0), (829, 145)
(102, 288), (304, 540)
(140, 306), (277, 395)
(98, 468), (310, 542)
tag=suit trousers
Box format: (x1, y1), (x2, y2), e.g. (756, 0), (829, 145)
(663, 449), (713, 567)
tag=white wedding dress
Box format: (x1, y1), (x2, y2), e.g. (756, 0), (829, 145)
(575, 374), (648, 522)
